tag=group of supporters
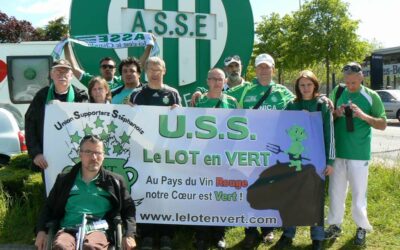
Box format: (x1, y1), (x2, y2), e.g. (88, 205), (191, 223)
(29, 38), (387, 250)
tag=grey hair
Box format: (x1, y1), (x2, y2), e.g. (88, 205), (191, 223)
(145, 56), (166, 71)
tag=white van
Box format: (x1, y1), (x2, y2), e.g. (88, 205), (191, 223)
(0, 41), (82, 116)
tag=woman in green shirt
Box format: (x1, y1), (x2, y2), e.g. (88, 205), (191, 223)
(278, 70), (335, 250)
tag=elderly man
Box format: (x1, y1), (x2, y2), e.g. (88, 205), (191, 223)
(25, 59), (88, 170)
(34, 135), (137, 250)
(325, 62), (386, 246)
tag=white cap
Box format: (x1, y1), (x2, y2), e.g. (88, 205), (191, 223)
(255, 53), (275, 67)
(224, 55), (241, 66)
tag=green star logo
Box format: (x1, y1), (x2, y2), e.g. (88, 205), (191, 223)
(113, 144), (123, 155)
(107, 121), (118, 133)
(119, 132), (130, 144)
(83, 124), (93, 135)
(99, 129), (109, 141)
(70, 131), (82, 144)
(94, 116), (105, 128)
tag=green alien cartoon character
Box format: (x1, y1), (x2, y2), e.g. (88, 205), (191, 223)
(266, 125), (309, 171)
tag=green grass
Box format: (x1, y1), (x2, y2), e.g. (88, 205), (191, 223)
(0, 163), (399, 249)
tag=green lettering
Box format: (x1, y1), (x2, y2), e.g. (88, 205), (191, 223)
(195, 116), (217, 139)
(143, 149), (153, 163)
(122, 33), (133, 41)
(238, 152), (247, 166)
(175, 150), (188, 164)
(175, 13), (188, 36)
(248, 151), (261, 166)
(110, 34), (120, 42)
(134, 33), (145, 41)
(227, 117), (249, 140)
(132, 11), (146, 32)
(165, 150), (175, 164)
(155, 12), (168, 35)
(225, 151), (237, 166)
(195, 15), (207, 37)
(159, 115), (186, 138)
(98, 35), (108, 43)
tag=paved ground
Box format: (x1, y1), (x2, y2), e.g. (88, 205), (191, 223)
(371, 119), (400, 166)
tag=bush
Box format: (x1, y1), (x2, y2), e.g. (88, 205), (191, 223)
(8, 153), (32, 170)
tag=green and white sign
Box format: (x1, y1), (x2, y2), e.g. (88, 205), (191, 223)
(70, 0), (254, 106)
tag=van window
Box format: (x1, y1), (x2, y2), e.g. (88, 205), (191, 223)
(7, 56), (52, 104)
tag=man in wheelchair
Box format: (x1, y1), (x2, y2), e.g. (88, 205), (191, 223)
(34, 135), (137, 250)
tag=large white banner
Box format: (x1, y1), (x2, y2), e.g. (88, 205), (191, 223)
(44, 103), (326, 227)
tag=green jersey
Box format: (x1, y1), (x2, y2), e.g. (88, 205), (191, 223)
(287, 98), (335, 165)
(80, 72), (124, 90)
(60, 171), (111, 228)
(195, 93), (239, 109)
(227, 79), (294, 110)
(330, 85), (386, 160)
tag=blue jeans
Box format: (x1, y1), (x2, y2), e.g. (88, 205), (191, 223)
(283, 226), (324, 241)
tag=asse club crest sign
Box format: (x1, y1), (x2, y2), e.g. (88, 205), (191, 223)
(70, 0), (254, 106)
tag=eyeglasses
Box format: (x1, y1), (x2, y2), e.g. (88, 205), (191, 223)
(208, 77), (225, 82)
(101, 64), (115, 69)
(342, 64), (362, 73)
(224, 55), (241, 64)
(80, 149), (104, 157)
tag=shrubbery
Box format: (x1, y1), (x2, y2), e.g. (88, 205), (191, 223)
(0, 153), (44, 243)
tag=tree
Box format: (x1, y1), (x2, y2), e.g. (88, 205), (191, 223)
(0, 11), (38, 42)
(254, 13), (293, 83)
(254, 0), (372, 90)
(36, 17), (69, 41)
(292, 0), (371, 91)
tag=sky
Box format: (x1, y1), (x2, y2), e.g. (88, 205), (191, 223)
(1, 0), (399, 48)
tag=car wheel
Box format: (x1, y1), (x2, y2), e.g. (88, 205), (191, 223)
(397, 110), (400, 122)
(0, 155), (10, 166)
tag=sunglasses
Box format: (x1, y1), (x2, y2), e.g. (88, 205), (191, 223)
(101, 64), (115, 69)
(224, 55), (241, 64)
(342, 65), (361, 73)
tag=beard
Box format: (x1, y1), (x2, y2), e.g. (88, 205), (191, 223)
(227, 73), (241, 83)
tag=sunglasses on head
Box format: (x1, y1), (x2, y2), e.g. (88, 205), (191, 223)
(342, 64), (361, 73)
(101, 64), (115, 69)
(224, 55), (241, 63)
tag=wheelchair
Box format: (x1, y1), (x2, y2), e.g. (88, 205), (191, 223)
(45, 214), (123, 250)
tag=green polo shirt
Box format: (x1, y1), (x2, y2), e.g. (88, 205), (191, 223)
(60, 170), (112, 228)
(80, 72), (123, 90)
(330, 85), (386, 160)
(227, 79), (294, 110)
(195, 93), (239, 109)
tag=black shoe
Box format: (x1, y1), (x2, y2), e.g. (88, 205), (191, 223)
(243, 232), (259, 249)
(274, 235), (293, 249)
(324, 225), (342, 239)
(141, 237), (154, 250)
(160, 235), (172, 250)
(312, 240), (323, 250)
(354, 227), (366, 246)
(195, 239), (207, 250)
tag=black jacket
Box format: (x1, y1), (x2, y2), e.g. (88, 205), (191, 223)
(25, 85), (88, 167)
(35, 163), (136, 238)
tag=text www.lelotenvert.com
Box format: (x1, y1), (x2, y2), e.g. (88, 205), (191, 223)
(139, 213), (278, 224)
